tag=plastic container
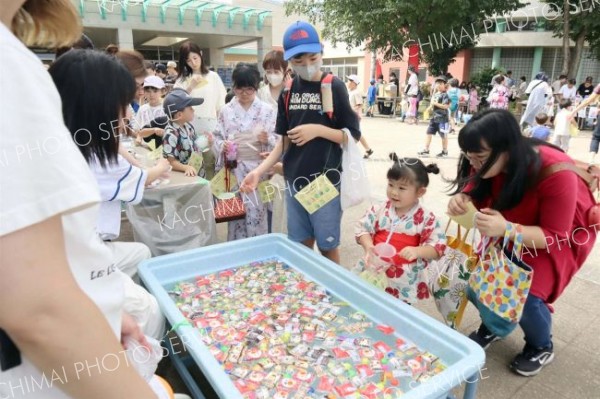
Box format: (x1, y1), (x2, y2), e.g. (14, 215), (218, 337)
(139, 234), (485, 399)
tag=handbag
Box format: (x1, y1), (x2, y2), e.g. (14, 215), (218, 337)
(213, 156), (246, 223)
(429, 220), (478, 329)
(468, 223), (533, 337)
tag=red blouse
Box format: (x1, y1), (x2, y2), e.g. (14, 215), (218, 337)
(466, 145), (597, 303)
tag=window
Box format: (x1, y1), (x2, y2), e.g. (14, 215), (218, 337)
(470, 48), (494, 76)
(499, 48), (534, 81)
(540, 48), (565, 81)
(322, 58), (358, 78)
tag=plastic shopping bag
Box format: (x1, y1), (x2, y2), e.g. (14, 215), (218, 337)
(340, 129), (370, 210)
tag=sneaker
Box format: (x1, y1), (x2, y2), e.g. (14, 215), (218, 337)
(468, 324), (501, 350)
(436, 150), (449, 158)
(417, 149), (430, 156)
(363, 149), (374, 159)
(510, 344), (554, 377)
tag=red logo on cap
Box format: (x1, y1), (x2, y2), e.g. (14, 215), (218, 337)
(290, 29), (309, 41)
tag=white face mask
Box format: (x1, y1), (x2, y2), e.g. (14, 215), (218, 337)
(292, 60), (323, 81)
(267, 72), (284, 87)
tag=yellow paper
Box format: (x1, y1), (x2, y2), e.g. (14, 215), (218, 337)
(147, 145), (163, 161)
(147, 139), (156, 151)
(449, 202), (478, 229)
(294, 174), (339, 214)
(258, 181), (277, 203)
(211, 168), (238, 198)
(188, 152), (203, 173)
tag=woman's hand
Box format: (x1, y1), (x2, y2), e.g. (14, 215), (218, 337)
(447, 193), (472, 216)
(288, 124), (319, 146)
(240, 170), (259, 193)
(474, 208), (507, 237)
(121, 312), (149, 350)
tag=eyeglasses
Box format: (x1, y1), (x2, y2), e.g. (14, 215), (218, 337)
(234, 87), (256, 95)
(462, 152), (490, 167)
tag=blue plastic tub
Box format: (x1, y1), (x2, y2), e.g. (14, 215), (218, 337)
(139, 234), (485, 399)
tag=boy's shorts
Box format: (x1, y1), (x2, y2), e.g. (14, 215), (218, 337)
(367, 101), (376, 107)
(285, 182), (342, 251)
(427, 120), (450, 136)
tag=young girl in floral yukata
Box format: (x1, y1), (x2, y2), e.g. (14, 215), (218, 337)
(213, 63), (278, 240)
(354, 154), (447, 304)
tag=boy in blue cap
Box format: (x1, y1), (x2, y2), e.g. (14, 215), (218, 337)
(241, 21), (361, 264)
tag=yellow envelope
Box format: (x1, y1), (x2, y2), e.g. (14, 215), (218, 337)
(258, 181), (277, 203)
(188, 152), (203, 173)
(210, 168), (238, 198)
(294, 174), (339, 214)
(147, 139), (156, 151)
(449, 201), (478, 229)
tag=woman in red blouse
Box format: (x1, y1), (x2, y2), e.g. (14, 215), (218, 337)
(448, 109), (597, 376)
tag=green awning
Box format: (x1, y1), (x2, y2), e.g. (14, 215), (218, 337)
(77, 0), (271, 30)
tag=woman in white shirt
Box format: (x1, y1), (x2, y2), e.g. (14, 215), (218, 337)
(174, 41), (227, 179)
(0, 1), (155, 398)
(257, 50), (287, 109)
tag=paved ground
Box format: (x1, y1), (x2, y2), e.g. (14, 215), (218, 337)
(125, 114), (600, 398)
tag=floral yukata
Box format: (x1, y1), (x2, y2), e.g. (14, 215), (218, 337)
(354, 201), (447, 304)
(213, 96), (278, 241)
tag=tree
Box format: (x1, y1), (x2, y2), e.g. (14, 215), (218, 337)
(543, 1), (600, 77)
(285, 0), (522, 76)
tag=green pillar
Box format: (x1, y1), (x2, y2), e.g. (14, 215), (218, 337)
(492, 48), (501, 69)
(532, 47), (543, 81)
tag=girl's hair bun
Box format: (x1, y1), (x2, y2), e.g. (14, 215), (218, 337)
(425, 163), (440, 175)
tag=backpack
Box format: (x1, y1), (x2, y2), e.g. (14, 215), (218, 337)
(283, 73), (335, 121)
(538, 161), (600, 226)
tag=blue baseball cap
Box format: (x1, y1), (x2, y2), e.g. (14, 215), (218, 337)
(283, 21), (323, 60)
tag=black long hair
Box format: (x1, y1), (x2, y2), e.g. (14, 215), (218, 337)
(49, 49), (136, 167)
(178, 41), (209, 79)
(450, 108), (557, 210)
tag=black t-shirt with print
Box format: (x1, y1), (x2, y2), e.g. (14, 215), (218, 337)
(276, 73), (361, 192)
(577, 83), (594, 97)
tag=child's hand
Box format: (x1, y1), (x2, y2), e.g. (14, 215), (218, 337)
(240, 170), (259, 193)
(399, 246), (419, 262)
(287, 124), (319, 146)
(183, 165), (197, 177)
(363, 246), (377, 269)
(271, 162), (283, 175)
(257, 131), (269, 144)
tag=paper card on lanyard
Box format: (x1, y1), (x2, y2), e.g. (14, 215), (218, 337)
(211, 167), (238, 198)
(258, 181), (277, 203)
(188, 152), (203, 173)
(449, 202), (478, 229)
(294, 174), (339, 214)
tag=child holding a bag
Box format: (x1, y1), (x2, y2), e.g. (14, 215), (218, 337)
(353, 154), (446, 304)
(212, 63), (277, 240)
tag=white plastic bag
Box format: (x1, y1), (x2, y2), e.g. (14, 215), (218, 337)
(124, 336), (163, 382)
(340, 129), (370, 210)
